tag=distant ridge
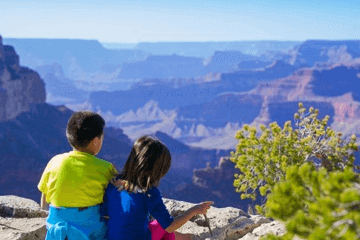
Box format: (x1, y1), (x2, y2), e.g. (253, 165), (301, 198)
(133, 41), (302, 58)
(3, 38), (148, 77)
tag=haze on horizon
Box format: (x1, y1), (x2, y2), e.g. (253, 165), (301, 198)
(1, 0), (359, 43)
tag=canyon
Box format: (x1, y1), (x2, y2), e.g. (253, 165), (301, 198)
(1, 36), (360, 212)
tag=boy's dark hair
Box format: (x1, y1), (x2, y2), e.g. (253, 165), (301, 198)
(117, 135), (171, 193)
(66, 111), (105, 149)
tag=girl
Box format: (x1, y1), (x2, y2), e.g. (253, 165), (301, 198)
(101, 135), (212, 240)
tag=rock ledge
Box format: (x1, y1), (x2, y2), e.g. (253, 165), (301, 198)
(0, 195), (285, 240)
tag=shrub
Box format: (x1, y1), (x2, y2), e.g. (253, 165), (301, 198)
(231, 103), (358, 213)
(262, 163), (360, 240)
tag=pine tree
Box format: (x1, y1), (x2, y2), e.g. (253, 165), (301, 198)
(231, 103), (359, 214)
(262, 163), (360, 240)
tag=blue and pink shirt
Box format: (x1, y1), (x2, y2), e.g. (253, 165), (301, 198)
(101, 183), (174, 240)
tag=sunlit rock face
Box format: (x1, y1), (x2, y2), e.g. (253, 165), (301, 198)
(292, 40), (360, 67)
(0, 35), (46, 122)
(0, 195), (285, 240)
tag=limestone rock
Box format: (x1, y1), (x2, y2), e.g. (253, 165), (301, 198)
(0, 195), (285, 240)
(4, 45), (20, 71)
(0, 35), (46, 122)
(0, 217), (47, 240)
(240, 221), (286, 240)
(0, 195), (48, 218)
(0, 195), (47, 240)
(163, 198), (276, 240)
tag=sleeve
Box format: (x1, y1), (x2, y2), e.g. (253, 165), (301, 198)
(37, 161), (52, 194)
(105, 163), (119, 181)
(146, 187), (174, 230)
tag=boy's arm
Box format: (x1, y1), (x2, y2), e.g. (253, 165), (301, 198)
(40, 193), (49, 210)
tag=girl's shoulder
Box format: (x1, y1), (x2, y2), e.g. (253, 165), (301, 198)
(146, 186), (160, 195)
(145, 187), (162, 203)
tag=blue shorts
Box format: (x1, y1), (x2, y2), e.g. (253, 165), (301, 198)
(46, 205), (106, 240)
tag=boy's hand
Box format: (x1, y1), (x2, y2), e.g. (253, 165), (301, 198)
(193, 201), (213, 215)
(40, 193), (49, 211)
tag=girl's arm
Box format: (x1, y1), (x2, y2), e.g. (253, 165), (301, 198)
(147, 187), (212, 233)
(40, 193), (49, 210)
(165, 201), (212, 233)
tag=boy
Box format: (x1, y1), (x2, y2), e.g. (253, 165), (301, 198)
(38, 111), (117, 240)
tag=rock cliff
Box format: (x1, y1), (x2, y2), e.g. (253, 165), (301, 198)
(0, 36), (46, 122)
(292, 40), (360, 67)
(249, 64), (360, 130)
(35, 63), (89, 105)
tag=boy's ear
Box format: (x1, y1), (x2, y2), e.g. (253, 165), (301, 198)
(88, 136), (100, 148)
(94, 136), (102, 144)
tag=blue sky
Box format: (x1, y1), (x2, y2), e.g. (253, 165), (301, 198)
(1, 0), (359, 43)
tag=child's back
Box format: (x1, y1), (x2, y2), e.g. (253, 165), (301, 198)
(38, 111), (116, 240)
(39, 151), (114, 207)
(103, 184), (173, 239)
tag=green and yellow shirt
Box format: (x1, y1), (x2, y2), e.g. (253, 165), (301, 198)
(38, 150), (117, 207)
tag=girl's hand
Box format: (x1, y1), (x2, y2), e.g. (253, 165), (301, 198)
(193, 201), (213, 215)
(165, 201), (214, 233)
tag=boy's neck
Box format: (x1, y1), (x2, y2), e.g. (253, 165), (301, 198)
(73, 148), (96, 156)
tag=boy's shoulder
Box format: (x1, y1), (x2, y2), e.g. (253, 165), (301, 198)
(80, 153), (117, 176)
(91, 155), (115, 170)
(65, 151), (111, 165)
(47, 152), (70, 166)
(47, 151), (116, 175)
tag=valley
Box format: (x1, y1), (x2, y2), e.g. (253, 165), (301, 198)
(1, 36), (360, 210)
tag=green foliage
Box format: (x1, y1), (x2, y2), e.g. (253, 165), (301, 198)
(261, 163), (360, 240)
(231, 103), (359, 213)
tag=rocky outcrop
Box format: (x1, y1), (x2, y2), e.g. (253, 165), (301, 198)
(0, 36), (46, 122)
(241, 221), (286, 240)
(0, 195), (285, 240)
(292, 40), (360, 67)
(203, 51), (260, 72)
(4, 45), (20, 71)
(163, 198), (276, 240)
(0, 196), (47, 240)
(166, 198), (285, 239)
(249, 63), (360, 132)
(35, 63), (89, 105)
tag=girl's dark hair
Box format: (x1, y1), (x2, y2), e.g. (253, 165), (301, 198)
(117, 135), (171, 193)
(66, 111), (105, 149)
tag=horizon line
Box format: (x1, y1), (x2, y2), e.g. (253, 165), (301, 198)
(3, 37), (360, 45)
